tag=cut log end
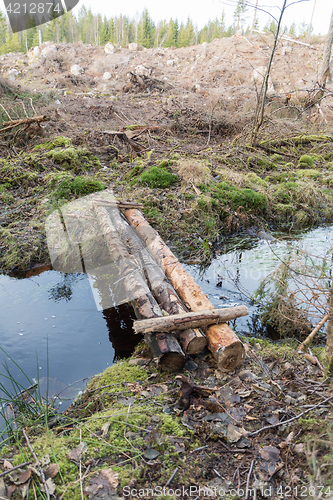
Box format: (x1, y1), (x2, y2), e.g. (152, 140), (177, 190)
(216, 342), (246, 372)
(144, 332), (186, 372)
(158, 352), (186, 373)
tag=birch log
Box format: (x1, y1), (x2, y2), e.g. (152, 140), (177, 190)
(94, 204), (185, 372)
(124, 209), (246, 371)
(107, 207), (207, 354)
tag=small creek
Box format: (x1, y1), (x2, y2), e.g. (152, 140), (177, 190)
(0, 224), (332, 408)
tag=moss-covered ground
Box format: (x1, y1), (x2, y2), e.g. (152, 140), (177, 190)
(0, 340), (332, 499)
(2, 129), (333, 271)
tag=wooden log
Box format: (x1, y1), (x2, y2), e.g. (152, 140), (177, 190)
(124, 209), (246, 371)
(134, 306), (248, 335)
(93, 204), (185, 372)
(107, 206), (207, 354)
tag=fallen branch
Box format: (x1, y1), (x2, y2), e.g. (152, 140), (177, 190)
(0, 115), (50, 133)
(248, 394), (333, 437)
(22, 429), (50, 500)
(133, 306), (248, 334)
(0, 460), (32, 478)
(299, 313), (329, 351)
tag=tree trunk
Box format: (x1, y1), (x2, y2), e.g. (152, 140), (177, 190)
(134, 305), (248, 334)
(124, 209), (245, 371)
(94, 204), (186, 372)
(319, 8), (333, 87)
(107, 206), (207, 354)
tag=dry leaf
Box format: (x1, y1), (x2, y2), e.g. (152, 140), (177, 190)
(7, 484), (16, 499)
(45, 478), (56, 495)
(16, 468), (31, 485)
(68, 442), (88, 462)
(20, 483), (29, 499)
(85, 468), (119, 498)
(101, 422), (111, 439)
(4, 459), (13, 469)
(44, 464), (59, 479)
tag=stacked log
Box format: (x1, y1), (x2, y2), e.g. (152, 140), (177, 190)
(107, 207), (207, 355)
(93, 204), (186, 372)
(123, 209), (246, 372)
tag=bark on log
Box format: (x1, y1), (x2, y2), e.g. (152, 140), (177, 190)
(124, 209), (246, 371)
(0, 115), (50, 133)
(93, 204), (185, 372)
(107, 206), (207, 354)
(134, 306), (248, 335)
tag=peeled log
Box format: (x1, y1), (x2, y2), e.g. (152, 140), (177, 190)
(107, 207), (206, 354)
(124, 209), (246, 371)
(134, 306), (248, 334)
(94, 204), (185, 372)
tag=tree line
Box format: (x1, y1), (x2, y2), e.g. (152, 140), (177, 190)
(0, 3), (314, 55)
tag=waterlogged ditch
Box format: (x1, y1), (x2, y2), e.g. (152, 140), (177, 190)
(1, 224), (332, 411)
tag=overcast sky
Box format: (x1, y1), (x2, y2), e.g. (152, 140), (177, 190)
(71, 0), (331, 35)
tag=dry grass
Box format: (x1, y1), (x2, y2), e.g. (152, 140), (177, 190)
(177, 159), (213, 186)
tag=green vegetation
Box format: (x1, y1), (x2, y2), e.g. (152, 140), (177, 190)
(135, 166), (178, 189)
(52, 176), (105, 200)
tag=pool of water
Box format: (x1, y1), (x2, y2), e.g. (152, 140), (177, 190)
(0, 268), (138, 409)
(1, 224), (332, 408)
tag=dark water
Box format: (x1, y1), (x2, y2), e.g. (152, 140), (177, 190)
(0, 268), (139, 410)
(0, 224), (332, 408)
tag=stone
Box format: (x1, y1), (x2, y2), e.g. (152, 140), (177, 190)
(102, 72), (112, 80)
(71, 64), (84, 76)
(27, 46), (40, 65)
(7, 68), (19, 81)
(105, 42), (117, 54)
(166, 59), (174, 66)
(135, 64), (150, 76)
(41, 44), (57, 57)
(128, 42), (139, 51)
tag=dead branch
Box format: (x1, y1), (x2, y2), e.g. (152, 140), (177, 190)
(0, 115), (50, 134)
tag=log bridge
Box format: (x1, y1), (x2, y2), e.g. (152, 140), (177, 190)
(46, 193), (247, 373)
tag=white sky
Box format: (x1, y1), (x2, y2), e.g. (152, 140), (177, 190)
(72, 0), (331, 35)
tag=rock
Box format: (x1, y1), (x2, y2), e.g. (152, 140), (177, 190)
(135, 64), (150, 76)
(128, 42), (139, 51)
(202, 42), (208, 47)
(238, 370), (257, 382)
(27, 46), (40, 65)
(41, 44), (57, 57)
(105, 42), (118, 54)
(102, 72), (112, 80)
(167, 59), (174, 66)
(7, 68), (19, 81)
(71, 64), (84, 75)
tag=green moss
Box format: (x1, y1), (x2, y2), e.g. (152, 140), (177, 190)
(46, 147), (78, 168)
(298, 155), (314, 167)
(52, 176), (105, 200)
(88, 361), (148, 392)
(212, 182), (268, 214)
(296, 169), (321, 180)
(34, 136), (72, 150)
(136, 167), (178, 189)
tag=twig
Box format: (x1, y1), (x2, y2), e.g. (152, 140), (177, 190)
(245, 460), (255, 500)
(0, 103), (12, 120)
(248, 394), (333, 437)
(29, 98), (37, 116)
(219, 440), (253, 454)
(164, 467), (179, 487)
(79, 429), (84, 500)
(22, 429), (50, 500)
(299, 313), (329, 351)
(0, 460), (32, 478)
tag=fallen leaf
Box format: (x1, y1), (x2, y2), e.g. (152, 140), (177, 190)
(68, 442), (88, 462)
(4, 460), (13, 469)
(7, 485), (16, 498)
(16, 468), (31, 485)
(143, 449), (160, 460)
(20, 483), (29, 499)
(259, 446), (280, 462)
(40, 455), (50, 467)
(44, 464), (59, 479)
(85, 468), (119, 498)
(175, 442), (185, 453)
(101, 422), (111, 439)
(0, 478), (7, 497)
(45, 478), (56, 495)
